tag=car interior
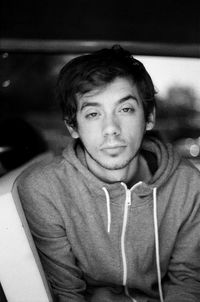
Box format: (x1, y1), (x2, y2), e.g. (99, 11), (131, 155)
(0, 1), (200, 301)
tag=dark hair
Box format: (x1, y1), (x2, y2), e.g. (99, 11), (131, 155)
(57, 45), (156, 128)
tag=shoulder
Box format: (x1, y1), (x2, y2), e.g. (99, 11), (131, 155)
(169, 156), (200, 197)
(17, 155), (67, 233)
(18, 153), (66, 196)
(170, 157), (200, 213)
(176, 157), (200, 183)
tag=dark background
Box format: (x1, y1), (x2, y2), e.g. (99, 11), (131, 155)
(0, 1), (200, 172)
(0, 2), (200, 300)
(1, 0), (200, 45)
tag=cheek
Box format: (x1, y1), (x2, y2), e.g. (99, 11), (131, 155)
(77, 124), (101, 149)
(122, 115), (146, 136)
(80, 125), (100, 138)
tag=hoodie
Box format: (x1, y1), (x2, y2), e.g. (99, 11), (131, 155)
(18, 136), (200, 302)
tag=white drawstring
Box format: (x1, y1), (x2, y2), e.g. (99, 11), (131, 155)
(153, 187), (164, 302)
(124, 285), (137, 302)
(102, 185), (164, 302)
(102, 187), (111, 233)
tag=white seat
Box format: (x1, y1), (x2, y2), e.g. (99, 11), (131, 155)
(0, 153), (53, 302)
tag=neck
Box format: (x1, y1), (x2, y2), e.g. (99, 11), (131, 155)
(85, 151), (151, 187)
(127, 155), (152, 188)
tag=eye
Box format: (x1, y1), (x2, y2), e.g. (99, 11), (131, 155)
(122, 108), (133, 112)
(120, 106), (135, 113)
(85, 112), (99, 119)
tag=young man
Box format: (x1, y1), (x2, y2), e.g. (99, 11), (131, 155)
(18, 46), (200, 302)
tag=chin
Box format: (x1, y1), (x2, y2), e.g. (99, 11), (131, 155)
(100, 168), (128, 183)
(98, 158), (132, 171)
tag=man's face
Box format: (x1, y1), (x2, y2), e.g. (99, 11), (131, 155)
(68, 77), (154, 181)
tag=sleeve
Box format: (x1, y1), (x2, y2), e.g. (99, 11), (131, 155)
(18, 168), (87, 302)
(164, 192), (200, 302)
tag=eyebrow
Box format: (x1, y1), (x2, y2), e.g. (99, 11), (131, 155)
(80, 94), (139, 111)
(118, 95), (139, 105)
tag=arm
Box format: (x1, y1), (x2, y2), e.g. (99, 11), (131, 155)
(18, 169), (87, 302)
(164, 193), (200, 302)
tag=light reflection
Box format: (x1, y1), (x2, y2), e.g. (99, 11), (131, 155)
(2, 52), (9, 59)
(2, 80), (11, 88)
(0, 146), (12, 153)
(190, 144), (200, 157)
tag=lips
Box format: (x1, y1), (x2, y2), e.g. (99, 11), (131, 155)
(100, 144), (127, 156)
(101, 144), (126, 150)
(102, 145), (125, 150)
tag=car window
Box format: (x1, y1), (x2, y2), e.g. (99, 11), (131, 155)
(1, 53), (200, 171)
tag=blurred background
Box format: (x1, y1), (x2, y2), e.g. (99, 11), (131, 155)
(0, 3), (200, 300)
(0, 0), (200, 177)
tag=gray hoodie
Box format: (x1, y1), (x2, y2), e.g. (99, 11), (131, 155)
(18, 137), (200, 302)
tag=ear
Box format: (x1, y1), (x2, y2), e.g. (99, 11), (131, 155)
(146, 107), (156, 131)
(64, 120), (79, 139)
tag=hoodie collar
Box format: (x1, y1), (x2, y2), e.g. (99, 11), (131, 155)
(62, 138), (126, 199)
(62, 136), (181, 196)
(141, 136), (180, 188)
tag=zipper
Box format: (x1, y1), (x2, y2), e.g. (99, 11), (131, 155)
(121, 184), (138, 302)
(121, 186), (131, 285)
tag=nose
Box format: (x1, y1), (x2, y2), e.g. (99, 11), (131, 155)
(102, 114), (120, 137)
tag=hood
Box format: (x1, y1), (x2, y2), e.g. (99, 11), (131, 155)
(62, 136), (180, 302)
(141, 136), (180, 187)
(62, 136), (181, 195)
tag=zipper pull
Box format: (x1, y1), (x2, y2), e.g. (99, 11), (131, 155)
(127, 189), (131, 206)
(120, 182), (132, 206)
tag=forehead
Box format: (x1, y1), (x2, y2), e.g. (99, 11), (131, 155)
(76, 77), (142, 108)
